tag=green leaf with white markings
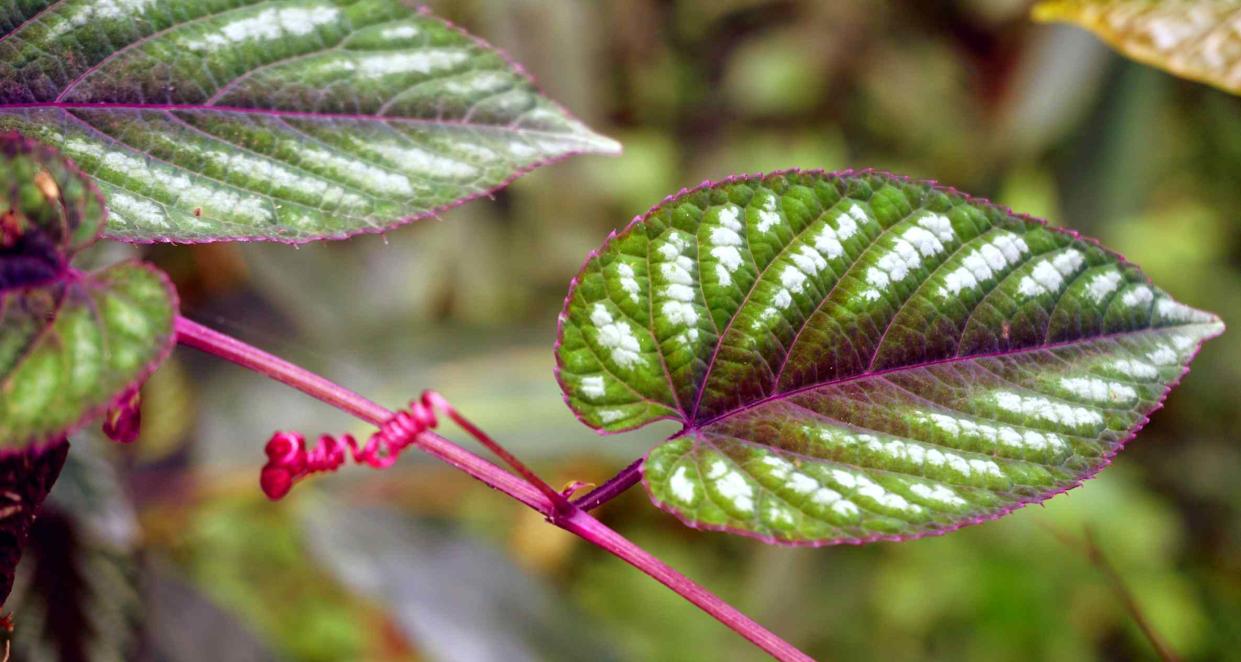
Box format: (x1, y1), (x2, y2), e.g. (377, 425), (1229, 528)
(556, 170), (1223, 545)
(1033, 0), (1241, 96)
(0, 0), (620, 243)
(1, 134), (177, 450)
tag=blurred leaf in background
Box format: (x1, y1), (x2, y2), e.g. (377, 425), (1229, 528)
(8, 443), (141, 661)
(138, 564), (275, 662)
(301, 500), (619, 662)
(1033, 0), (1241, 96)
(158, 492), (379, 661)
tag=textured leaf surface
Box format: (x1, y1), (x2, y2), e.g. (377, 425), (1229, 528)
(555, 170), (1223, 545)
(1033, 1), (1241, 95)
(0, 0), (620, 243)
(1, 262), (177, 448)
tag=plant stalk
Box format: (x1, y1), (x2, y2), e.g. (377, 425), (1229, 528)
(173, 317), (547, 511)
(174, 316), (812, 662)
(572, 457), (643, 510)
(558, 507), (813, 662)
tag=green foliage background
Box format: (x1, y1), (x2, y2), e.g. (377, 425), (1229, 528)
(10, 1), (1240, 660)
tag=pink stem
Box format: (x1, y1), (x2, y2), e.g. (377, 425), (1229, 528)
(175, 317), (548, 511)
(559, 508), (813, 662)
(572, 457), (643, 511)
(437, 402), (572, 511)
(174, 316), (811, 661)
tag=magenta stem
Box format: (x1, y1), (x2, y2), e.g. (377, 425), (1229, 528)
(174, 316), (810, 661)
(572, 457), (644, 511)
(175, 317), (548, 511)
(439, 404), (572, 512)
(560, 508), (813, 662)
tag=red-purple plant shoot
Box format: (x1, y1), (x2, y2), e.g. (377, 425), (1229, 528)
(257, 392), (445, 500)
(256, 390), (568, 507)
(101, 388), (142, 444)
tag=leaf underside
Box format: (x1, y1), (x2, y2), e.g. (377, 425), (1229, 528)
(1033, 0), (1241, 96)
(556, 170), (1223, 545)
(0, 0), (620, 243)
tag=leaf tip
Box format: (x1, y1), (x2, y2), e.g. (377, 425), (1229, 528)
(579, 129), (623, 157)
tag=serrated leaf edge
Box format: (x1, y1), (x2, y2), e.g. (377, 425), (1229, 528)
(0, 4), (620, 245)
(553, 167), (1224, 546)
(639, 324), (1218, 547)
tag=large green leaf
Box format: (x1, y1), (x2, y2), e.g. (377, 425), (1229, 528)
(1033, 1), (1241, 95)
(0, 134), (178, 449)
(0, 0), (620, 243)
(555, 170), (1223, 545)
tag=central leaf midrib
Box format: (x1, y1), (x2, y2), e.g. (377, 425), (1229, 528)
(683, 320), (1215, 433)
(0, 102), (594, 140)
(675, 383), (1093, 497)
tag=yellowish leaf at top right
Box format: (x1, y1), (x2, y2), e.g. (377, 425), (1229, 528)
(1033, 1), (1241, 95)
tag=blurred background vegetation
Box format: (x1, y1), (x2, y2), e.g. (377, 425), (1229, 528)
(8, 1), (1241, 660)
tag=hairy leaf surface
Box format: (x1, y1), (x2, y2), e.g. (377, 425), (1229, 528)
(0, 134), (177, 449)
(1033, 1), (1241, 95)
(0, 0), (620, 243)
(556, 170), (1223, 545)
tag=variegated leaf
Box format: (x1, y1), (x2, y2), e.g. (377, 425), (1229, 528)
(0, 1), (619, 243)
(556, 170), (1223, 545)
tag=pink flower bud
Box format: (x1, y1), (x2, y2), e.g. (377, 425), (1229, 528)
(260, 465), (294, 501)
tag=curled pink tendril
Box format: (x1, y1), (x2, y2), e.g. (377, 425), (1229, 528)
(259, 391), (449, 500)
(259, 390), (570, 512)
